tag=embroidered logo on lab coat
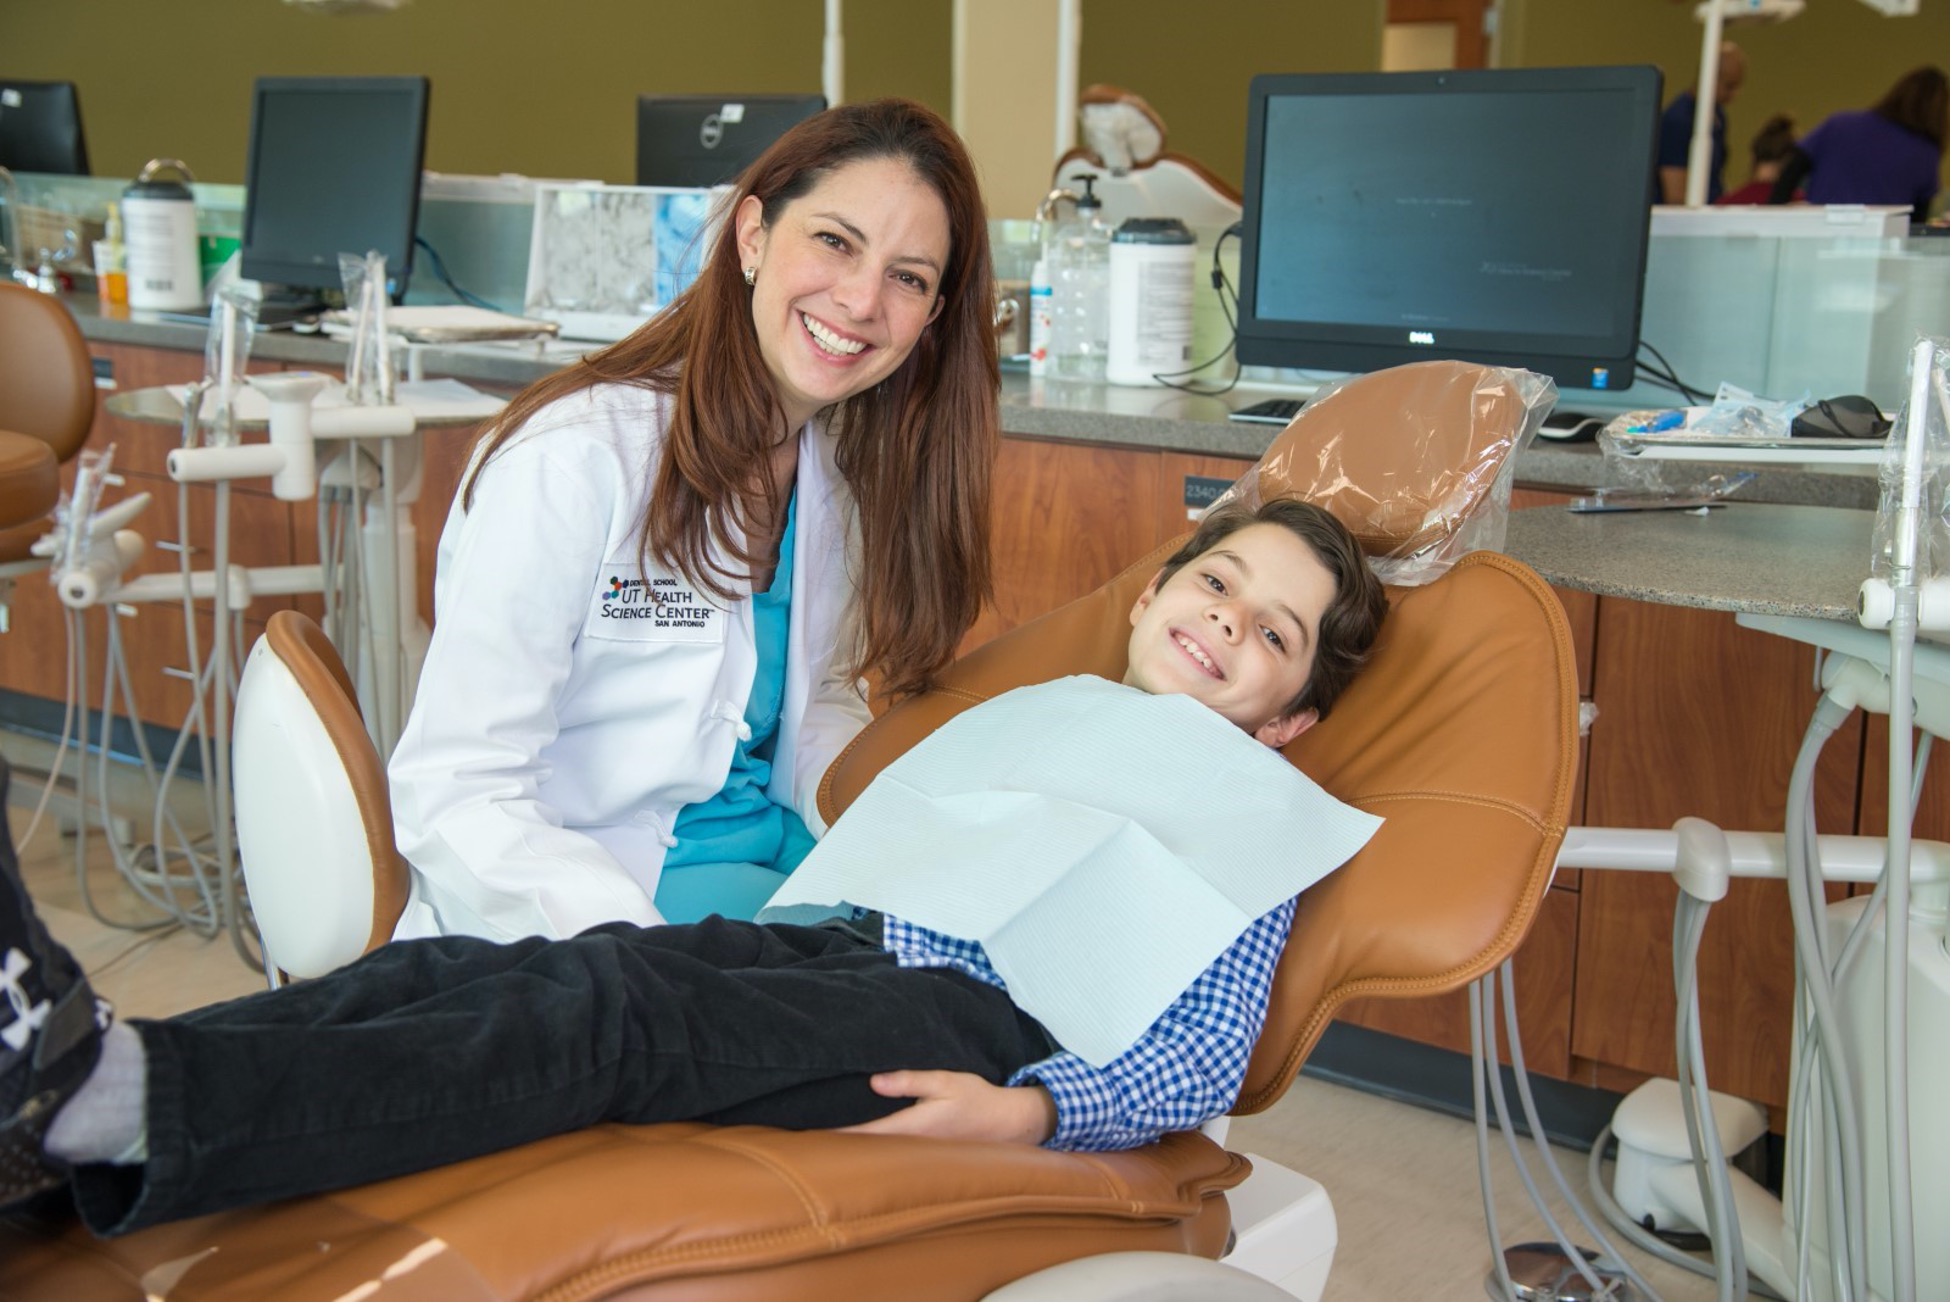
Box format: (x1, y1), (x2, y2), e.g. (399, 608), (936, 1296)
(587, 570), (726, 643)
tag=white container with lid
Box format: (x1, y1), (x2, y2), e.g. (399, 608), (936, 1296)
(1106, 217), (1196, 387)
(122, 157), (204, 312)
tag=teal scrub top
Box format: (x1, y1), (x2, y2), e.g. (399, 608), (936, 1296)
(654, 492), (816, 922)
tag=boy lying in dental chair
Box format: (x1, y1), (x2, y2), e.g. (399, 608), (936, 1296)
(1, 499), (1387, 1239)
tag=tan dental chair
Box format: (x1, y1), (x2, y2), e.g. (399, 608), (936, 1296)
(0, 361), (1575, 1300)
(0, 284), (96, 626)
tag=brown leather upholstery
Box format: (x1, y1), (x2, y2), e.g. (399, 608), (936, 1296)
(262, 611), (411, 955)
(0, 284), (95, 467)
(0, 433), (58, 563)
(0, 286), (94, 566)
(2, 1129), (1240, 1300)
(1, 361), (1574, 1299)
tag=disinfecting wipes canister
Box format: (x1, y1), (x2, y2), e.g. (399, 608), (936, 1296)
(123, 158), (204, 312)
(1106, 218), (1196, 387)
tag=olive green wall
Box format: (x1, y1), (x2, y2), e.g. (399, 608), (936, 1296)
(1079, 0), (1386, 189)
(3, 0), (1945, 202)
(1, 0), (952, 185)
(1072, 0), (1947, 199)
(1501, 0), (1949, 203)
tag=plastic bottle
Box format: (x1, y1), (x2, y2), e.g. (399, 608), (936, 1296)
(1050, 174), (1110, 382)
(94, 202), (128, 309)
(123, 158), (204, 312)
(1027, 255), (1054, 376)
(1106, 218), (1196, 386)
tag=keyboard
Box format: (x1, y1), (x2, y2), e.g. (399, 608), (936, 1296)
(1228, 397), (1310, 425)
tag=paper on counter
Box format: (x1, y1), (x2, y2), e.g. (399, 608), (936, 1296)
(763, 675), (1381, 1066)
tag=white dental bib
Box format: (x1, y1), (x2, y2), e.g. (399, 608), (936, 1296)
(762, 676), (1381, 1065)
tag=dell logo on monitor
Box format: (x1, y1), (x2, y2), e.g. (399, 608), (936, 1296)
(1408, 330), (1436, 345)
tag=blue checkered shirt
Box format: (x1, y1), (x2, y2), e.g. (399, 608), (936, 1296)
(881, 898), (1296, 1152)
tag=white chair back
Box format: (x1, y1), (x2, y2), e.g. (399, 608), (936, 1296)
(233, 611), (407, 979)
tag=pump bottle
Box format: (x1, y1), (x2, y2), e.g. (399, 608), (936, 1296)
(1048, 175), (1111, 382)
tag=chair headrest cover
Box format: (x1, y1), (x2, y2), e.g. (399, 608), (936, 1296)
(1225, 360), (1552, 585)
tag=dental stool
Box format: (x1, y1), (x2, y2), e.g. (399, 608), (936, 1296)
(1, 361), (1575, 1300)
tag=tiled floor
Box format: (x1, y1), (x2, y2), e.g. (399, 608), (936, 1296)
(4, 733), (1738, 1301)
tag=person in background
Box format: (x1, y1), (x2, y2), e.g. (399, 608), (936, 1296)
(1656, 42), (1749, 205)
(387, 100), (1000, 944)
(1772, 67), (1948, 223)
(1715, 113), (1803, 206)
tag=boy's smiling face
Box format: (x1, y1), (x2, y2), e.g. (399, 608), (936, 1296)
(1123, 522), (1337, 747)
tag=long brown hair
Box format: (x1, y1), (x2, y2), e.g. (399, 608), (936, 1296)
(466, 99), (998, 700)
(1873, 66), (1949, 150)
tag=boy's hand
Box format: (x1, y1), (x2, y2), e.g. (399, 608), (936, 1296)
(841, 1070), (1057, 1146)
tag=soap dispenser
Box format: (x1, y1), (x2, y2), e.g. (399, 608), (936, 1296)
(1049, 174), (1110, 382)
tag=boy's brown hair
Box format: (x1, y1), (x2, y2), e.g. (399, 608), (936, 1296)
(1154, 498), (1388, 722)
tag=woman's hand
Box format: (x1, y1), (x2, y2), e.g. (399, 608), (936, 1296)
(841, 1070), (1057, 1146)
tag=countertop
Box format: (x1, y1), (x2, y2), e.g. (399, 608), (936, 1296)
(70, 296), (1881, 509)
(1504, 503), (1878, 621)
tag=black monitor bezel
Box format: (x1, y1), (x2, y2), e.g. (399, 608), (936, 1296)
(239, 75), (430, 297)
(1236, 65), (1662, 391)
(0, 79), (90, 175)
(634, 93), (826, 188)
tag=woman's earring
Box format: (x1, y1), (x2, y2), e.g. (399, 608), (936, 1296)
(742, 266), (756, 287)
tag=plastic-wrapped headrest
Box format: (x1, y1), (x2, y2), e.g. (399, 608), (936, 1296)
(1218, 360), (1554, 584)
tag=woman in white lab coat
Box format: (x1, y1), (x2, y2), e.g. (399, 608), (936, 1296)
(389, 101), (998, 943)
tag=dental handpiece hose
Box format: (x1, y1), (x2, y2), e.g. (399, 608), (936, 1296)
(1877, 336), (1935, 1302)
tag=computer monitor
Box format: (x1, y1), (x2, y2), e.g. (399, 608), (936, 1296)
(1236, 66), (1661, 392)
(635, 94), (825, 188)
(239, 76), (430, 306)
(0, 79), (89, 175)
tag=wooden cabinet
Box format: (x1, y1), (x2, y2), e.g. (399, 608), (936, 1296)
(965, 440), (1257, 653)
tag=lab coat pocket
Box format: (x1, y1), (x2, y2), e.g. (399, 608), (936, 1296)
(585, 564), (729, 644)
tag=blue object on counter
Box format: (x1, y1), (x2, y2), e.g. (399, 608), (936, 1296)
(1627, 409), (1685, 435)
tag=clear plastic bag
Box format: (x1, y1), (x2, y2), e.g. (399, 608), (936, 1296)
(340, 248), (397, 405)
(1208, 361), (1555, 585)
(200, 286), (260, 447)
(1871, 335), (1950, 584)
(1689, 383), (1811, 439)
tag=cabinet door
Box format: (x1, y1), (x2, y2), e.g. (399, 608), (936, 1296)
(1571, 598), (1863, 1112)
(963, 437), (1160, 652)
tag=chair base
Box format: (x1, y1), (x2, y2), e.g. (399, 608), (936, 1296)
(1221, 1153), (1338, 1300)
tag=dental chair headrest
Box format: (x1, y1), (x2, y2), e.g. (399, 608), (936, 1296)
(1231, 360), (1553, 584)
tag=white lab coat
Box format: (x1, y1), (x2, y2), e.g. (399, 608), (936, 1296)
(388, 383), (871, 943)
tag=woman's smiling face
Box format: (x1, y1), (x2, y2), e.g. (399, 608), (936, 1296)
(734, 156), (951, 434)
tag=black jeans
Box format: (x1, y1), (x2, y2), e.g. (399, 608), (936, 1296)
(70, 916), (1057, 1236)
